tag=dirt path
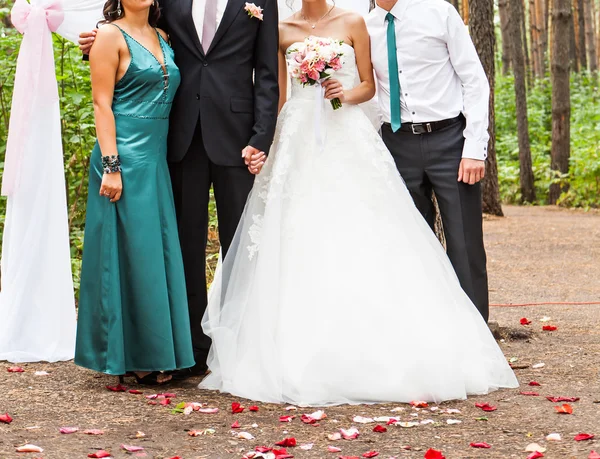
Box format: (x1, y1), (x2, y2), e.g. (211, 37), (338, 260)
(1, 206), (599, 459)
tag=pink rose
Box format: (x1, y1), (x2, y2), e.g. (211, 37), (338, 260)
(244, 2), (264, 20)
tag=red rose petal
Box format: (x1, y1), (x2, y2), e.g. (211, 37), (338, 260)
(340, 428), (360, 440)
(249, 406), (259, 412)
(255, 446), (272, 453)
(528, 381), (541, 386)
(328, 446), (342, 453)
(542, 325), (557, 331)
(410, 401), (428, 408)
(147, 401), (157, 405)
(520, 318), (532, 325)
(589, 452), (600, 459)
(520, 391), (540, 396)
(547, 396), (580, 402)
(121, 445), (144, 452)
(373, 425), (387, 433)
(161, 393), (176, 398)
(301, 414), (318, 424)
(527, 453), (544, 459)
(88, 451), (112, 458)
(272, 448), (294, 459)
(475, 402), (497, 412)
(554, 404), (573, 414)
(470, 442), (491, 448)
(7, 366), (25, 373)
(106, 384), (127, 392)
(279, 415), (295, 423)
(231, 421), (241, 429)
(159, 398), (171, 406)
(339, 457), (360, 459)
(129, 389), (143, 394)
(275, 438), (297, 447)
(363, 452), (379, 458)
(232, 402), (245, 414)
(424, 449), (446, 459)
(0, 413), (13, 424)
(60, 427), (79, 434)
(575, 433), (595, 441)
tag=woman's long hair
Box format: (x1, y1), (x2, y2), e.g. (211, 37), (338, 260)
(99, 0), (161, 27)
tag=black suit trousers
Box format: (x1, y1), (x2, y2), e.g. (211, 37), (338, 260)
(381, 119), (490, 322)
(169, 120), (255, 363)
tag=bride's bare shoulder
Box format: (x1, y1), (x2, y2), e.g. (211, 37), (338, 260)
(332, 7), (365, 23)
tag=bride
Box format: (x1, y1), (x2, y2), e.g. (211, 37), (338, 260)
(199, 0), (518, 406)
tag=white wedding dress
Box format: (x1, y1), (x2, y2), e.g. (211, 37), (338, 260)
(199, 41), (518, 406)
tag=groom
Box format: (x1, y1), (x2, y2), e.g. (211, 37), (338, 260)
(80, 0), (279, 378)
(366, 0), (491, 322)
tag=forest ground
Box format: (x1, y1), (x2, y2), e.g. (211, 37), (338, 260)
(0, 205), (599, 459)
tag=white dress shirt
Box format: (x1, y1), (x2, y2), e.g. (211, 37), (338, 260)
(366, 0), (490, 161)
(192, 0), (229, 45)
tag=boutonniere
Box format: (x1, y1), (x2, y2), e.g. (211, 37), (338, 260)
(244, 2), (264, 21)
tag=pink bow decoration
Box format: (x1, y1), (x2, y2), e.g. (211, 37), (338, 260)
(2, 0), (64, 196)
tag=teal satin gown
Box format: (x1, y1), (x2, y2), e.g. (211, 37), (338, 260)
(75, 26), (195, 375)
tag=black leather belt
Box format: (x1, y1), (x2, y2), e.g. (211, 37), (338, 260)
(384, 115), (464, 134)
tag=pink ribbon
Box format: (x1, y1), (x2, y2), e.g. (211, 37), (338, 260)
(2, 0), (64, 196)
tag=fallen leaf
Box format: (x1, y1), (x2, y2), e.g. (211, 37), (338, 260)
(106, 384), (127, 392)
(547, 396), (580, 402)
(59, 427), (79, 434)
(410, 401), (428, 408)
(542, 325), (557, 331)
(16, 444), (44, 453)
(475, 417), (488, 421)
(232, 402), (245, 414)
(520, 318), (532, 325)
(529, 381), (541, 386)
(275, 438), (297, 447)
(353, 416), (374, 424)
(0, 413), (13, 424)
(554, 404), (573, 414)
(7, 366), (24, 373)
(527, 453), (544, 459)
(546, 433), (561, 441)
(300, 444), (313, 450)
(121, 445), (144, 452)
(328, 433), (342, 441)
(589, 452), (600, 459)
(340, 428), (360, 440)
(470, 442), (491, 448)
(231, 421), (241, 429)
(520, 391), (540, 396)
(362, 452), (379, 458)
(373, 425), (387, 433)
(423, 449), (445, 459)
(280, 415), (295, 423)
(249, 405), (259, 412)
(575, 433), (595, 441)
(475, 403), (497, 412)
(88, 451), (111, 458)
(83, 429), (104, 435)
(238, 432), (255, 440)
(525, 443), (546, 453)
(327, 446), (342, 452)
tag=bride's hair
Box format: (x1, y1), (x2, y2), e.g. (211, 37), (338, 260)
(99, 0), (161, 27)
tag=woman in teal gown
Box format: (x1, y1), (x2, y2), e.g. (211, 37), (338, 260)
(75, 0), (195, 384)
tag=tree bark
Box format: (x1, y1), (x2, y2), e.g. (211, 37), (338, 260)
(584, 0), (598, 71)
(499, 0), (512, 74)
(461, 0), (470, 22)
(538, 0), (549, 75)
(522, 0), (534, 85)
(550, 0), (572, 203)
(509, 0), (537, 202)
(576, 0), (588, 69)
(470, 0), (503, 215)
(530, 0), (541, 77)
(570, 7), (580, 71)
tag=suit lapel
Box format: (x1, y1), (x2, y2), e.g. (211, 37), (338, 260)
(206, 0), (245, 55)
(181, 0), (205, 59)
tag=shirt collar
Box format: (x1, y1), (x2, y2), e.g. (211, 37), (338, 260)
(374, 0), (411, 23)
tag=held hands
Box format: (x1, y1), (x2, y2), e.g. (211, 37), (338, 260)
(458, 158), (485, 185)
(79, 29), (98, 55)
(100, 172), (123, 202)
(242, 145), (266, 175)
(321, 79), (346, 104)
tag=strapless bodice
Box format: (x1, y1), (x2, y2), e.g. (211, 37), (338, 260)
(286, 41), (356, 101)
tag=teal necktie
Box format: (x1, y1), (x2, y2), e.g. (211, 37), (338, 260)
(386, 13), (401, 132)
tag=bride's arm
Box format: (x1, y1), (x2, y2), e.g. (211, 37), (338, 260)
(323, 14), (376, 105)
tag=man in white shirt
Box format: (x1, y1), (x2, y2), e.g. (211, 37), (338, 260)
(366, 0), (491, 322)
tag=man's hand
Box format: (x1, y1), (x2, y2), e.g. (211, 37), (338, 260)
(242, 145), (266, 175)
(79, 29), (98, 55)
(458, 158), (485, 185)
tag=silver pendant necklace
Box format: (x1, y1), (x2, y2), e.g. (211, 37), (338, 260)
(301, 4), (335, 29)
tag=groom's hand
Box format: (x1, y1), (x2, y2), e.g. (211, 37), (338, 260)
(242, 145), (266, 175)
(458, 158), (485, 185)
(79, 29), (98, 55)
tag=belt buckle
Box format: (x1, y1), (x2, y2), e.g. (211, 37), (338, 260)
(411, 123), (432, 135)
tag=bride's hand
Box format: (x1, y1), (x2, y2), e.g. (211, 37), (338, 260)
(322, 79), (345, 104)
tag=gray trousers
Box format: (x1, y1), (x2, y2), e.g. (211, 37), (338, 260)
(381, 118), (489, 322)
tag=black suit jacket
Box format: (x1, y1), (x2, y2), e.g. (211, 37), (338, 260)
(160, 0), (279, 165)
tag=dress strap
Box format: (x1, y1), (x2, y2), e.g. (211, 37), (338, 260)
(105, 23), (134, 55)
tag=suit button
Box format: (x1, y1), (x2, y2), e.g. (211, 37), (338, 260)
(203, 62), (208, 67)
(196, 94), (200, 100)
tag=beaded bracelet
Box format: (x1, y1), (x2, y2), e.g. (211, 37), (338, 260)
(101, 155), (122, 174)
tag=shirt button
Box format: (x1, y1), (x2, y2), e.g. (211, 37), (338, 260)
(196, 94), (200, 100)
(399, 70), (403, 74)
(404, 93), (408, 96)
(412, 111), (416, 115)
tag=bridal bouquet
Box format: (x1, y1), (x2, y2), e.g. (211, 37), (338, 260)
(287, 36), (345, 110)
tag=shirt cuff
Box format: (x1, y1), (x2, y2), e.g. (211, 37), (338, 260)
(462, 138), (488, 161)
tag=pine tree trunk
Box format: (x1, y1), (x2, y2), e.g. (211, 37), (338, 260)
(570, 7), (580, 71)
(550, 0), (572, 203)
(462, 0), (470, 22)
(576, 0), (588, 69)
(584, 0), (598, 71)
(522, 0), (534, 85)
(499, 0), (512, 74)
(531, 0), (541, 77)
(510, 0), (537, 202)
(538, 0), (549, 75)
(470, 0), (503, 215)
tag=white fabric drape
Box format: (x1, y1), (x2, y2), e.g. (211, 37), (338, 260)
(0, 0), (103, 363)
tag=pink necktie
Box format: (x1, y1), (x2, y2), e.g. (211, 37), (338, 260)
(202, 0), (217, 53)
